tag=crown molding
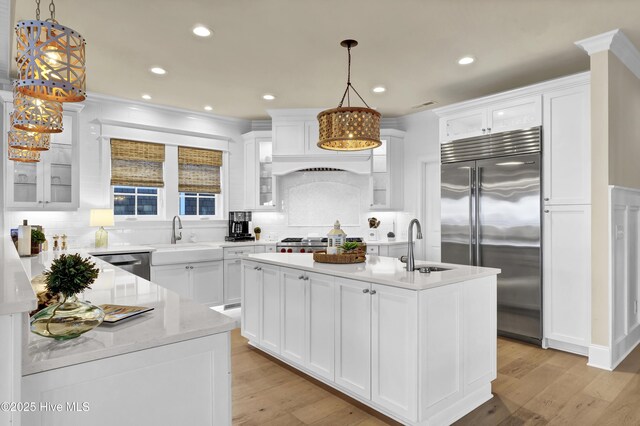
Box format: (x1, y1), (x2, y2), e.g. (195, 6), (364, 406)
(575, 29), (640, 79)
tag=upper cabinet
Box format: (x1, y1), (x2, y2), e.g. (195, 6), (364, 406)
(369, 130), (404, 211)
(4, 110), (81, 211)
(243, 131), (277, 211)
(439, 95), (542, 143)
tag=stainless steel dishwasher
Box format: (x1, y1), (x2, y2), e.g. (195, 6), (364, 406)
(93, 252), (151, 280)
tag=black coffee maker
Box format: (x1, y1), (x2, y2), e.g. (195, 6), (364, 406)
(226, 211), (255, 242)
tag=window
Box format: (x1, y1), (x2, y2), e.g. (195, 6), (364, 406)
(114, 186), (159, 216)
(179, 192), (216, 216)
(110, 139), (165, 218)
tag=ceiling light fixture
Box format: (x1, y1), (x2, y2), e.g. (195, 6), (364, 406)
(150, 67), (167, 75)
(192, 25), (211, 37)
(14, 0), (86, 102)
(11, 89), (64, 133)
(457, 56), (475, 65)
(8, 129), (51, 151)
(262, 94), (275, 101)
(204, 105), (213, 111)
(372, 86), (386, 93)
(141, 94), (152, 100)
(317, 40), (381, 152)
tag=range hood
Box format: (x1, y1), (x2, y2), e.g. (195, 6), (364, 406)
(271, 153), (372, 175)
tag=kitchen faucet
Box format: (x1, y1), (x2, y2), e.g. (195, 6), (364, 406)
(171, 215), (183, 244)
(400, 218), (423, 271)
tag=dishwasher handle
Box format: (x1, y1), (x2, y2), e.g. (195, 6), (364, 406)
(109, 260), (143, 266)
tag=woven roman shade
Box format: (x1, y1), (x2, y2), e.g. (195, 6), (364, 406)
(178, 147), (222, 193)
(110, 139), (165, 187)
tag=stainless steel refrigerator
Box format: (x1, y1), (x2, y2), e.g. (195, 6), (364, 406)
(440, 127), (542, 344)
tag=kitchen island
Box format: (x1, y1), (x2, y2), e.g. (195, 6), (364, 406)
(5, 242), (237, 426)
(241, 253), (500, 426)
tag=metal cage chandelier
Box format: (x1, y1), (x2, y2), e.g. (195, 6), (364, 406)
(11, 89), (64, 133)
(15, 0), (86, 103)
(8, 129), (51, 151)
(317, 40), (381, 152)
(8, 147), (41, 163)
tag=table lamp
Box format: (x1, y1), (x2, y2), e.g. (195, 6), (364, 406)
(90, 209), (114, 248)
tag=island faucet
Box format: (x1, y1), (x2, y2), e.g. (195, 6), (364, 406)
(171, 215), (183, 244)
(400, 218), (423, 271)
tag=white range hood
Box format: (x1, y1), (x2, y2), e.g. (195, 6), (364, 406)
(272, 153), (372, 175)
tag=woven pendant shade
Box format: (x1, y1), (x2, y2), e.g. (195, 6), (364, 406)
(9, 146), (41, 162)
(317, 40), (381, 152)
(8, 129), (50, 151)
(11, 90), (63, 133)
(317, 107), (381, 151)
(15, 19), (86, 103)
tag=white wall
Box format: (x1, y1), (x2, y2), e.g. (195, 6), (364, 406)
(399, 110), (440, 260)
(4, 95), (250, 248)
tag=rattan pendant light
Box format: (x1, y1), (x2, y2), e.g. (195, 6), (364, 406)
(8, 129), (51, 151)
(8, 147), (41, 163)
(317, 40), (381, 152)
(11, 89), (64, 133)
(14, 0), (86, 102)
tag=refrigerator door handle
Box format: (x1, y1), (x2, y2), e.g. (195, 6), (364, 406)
(468, 167), (474, 265)
(475, 166), (482, 266)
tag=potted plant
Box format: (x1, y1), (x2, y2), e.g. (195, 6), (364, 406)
(31, 228), (46, 255)
(254, 226), (262, 241)
(340, 241), (364, 253)
(387, 231), (396, 242)
(30, 254), (105, 340)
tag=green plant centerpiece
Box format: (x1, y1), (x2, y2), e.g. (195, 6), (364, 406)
(254, 226), (262, 240)
(30, 228), (46, 255)
(30, 253), (105, 340)
(339, 241), (362, 253)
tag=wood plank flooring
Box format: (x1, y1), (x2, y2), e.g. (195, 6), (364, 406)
(231, 329), (640, 425)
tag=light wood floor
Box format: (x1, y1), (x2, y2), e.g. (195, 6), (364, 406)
(231, 329), (640, 425)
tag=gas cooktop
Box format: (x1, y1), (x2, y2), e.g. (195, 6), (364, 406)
(275, 237), (363, 253)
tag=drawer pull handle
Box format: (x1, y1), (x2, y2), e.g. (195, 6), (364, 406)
(257, 267), (262, 271)
(304, 276), (309, 281)
(298, 275), (304, 280)
(254, 266), (260, 270)
(370, 290), (377, 295)
(363, 288), (369, 294)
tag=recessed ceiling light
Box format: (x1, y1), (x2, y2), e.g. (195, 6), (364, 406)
(150, 67), (167, 75)
(262, 94), (275, 101)
(192, 25), (212, 37)
(372, 86), (386, 93)
(141, 94), (152, 100)
(204, 105), (213, 111)
(457, 56), (475, 65)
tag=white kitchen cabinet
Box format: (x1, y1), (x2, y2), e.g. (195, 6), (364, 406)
(305, 271), (335, 380)
(5, 112), (80, 211)
(543, 204), (591, 354)
(334, 277), (371, 399)
(243, 131), (276, 210)
(371, 283), (418, 421)
(369, 130), (405, 211)
(151, 261), (223, 307)
(281, 267), (306, 366)
(223, 259), (242, 305)
(260, 263), (281, 353)
(439, 95), (541, 143)
(241, 261), (261, 341)
(273, 121), (305, 156)
(543, 84), (590, 205)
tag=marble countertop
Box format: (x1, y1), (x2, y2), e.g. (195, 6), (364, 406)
(246, 253), (500, 291)
(0, 237), (37, 316)
(85, 245), (157, 255)
(22, 250), (237, 376)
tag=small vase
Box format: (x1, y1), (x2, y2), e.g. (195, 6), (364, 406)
(31, 242), (41, 256)
(255, 233), (261, 241)
(30, 294), (105, 340)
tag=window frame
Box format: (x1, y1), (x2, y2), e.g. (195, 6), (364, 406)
(178, 191), (223, 220)
(112, 185), (164, 221)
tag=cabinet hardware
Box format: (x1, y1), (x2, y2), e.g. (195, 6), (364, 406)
(38, 201), (43, 204)
(487, 127), (491, 132)
(482, 128), (486, 133)
(257, 267), (262, 271)
(45, 201), (50, 204)
(254, 266), (260, 270)
(298, 275), (304, 280)
(544, 210), (549, 213)
(370, 290), (377, 295)
(303, 276), (309, 281)
(362, 288), (370, 293)
(544, 197), (549, 201)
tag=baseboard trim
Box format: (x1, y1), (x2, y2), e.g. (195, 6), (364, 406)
(588, 344), (612, 370)
(545, 338), (589, 356)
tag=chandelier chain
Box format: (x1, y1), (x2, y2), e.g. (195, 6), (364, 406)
(338, 44), (371, 109)
(35, 0), (40, 20)
(49, 0), (55, 20)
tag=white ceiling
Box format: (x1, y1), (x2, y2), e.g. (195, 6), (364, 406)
(11, 0), (640, 119)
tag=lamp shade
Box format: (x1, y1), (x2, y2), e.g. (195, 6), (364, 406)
(90, 209), (114, 227)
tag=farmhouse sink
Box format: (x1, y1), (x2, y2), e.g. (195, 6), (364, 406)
(149, 243), (223, 265)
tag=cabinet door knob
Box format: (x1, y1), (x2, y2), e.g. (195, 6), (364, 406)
(298, 275), (304, 280)
(482, 128), (486, 133)
(370, 290), (377, 295)
(257, 267), (262, 271)
(304, 276), (309, 281)
(544, 210), (549, 213)
(544, 197), (549, 201)
(38, 201), (43, 204)
(362, 288), (370, 294)
(254, 266), (260, 270)
(487, 127), (491, 132)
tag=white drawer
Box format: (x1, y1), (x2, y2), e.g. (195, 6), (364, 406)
(264, 245), (276, 253)
(223, 246), (257, 259)
(367, 245), (379, 255)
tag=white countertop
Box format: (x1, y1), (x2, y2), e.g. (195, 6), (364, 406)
(85, 245), (157, 255)
(0, 237), (37, 316)
(364, 240), (408, 246)
(22, 250), (237, 375)
(246, 253), (500, 291)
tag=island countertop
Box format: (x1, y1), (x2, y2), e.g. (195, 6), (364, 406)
(245, 253), (500, 290)
(22, 250), (237, 376)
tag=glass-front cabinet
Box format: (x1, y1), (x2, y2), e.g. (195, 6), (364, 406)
(5, 111), (80, 211)
(243, 131), (277, 211)
(369, 130), (404, 211)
